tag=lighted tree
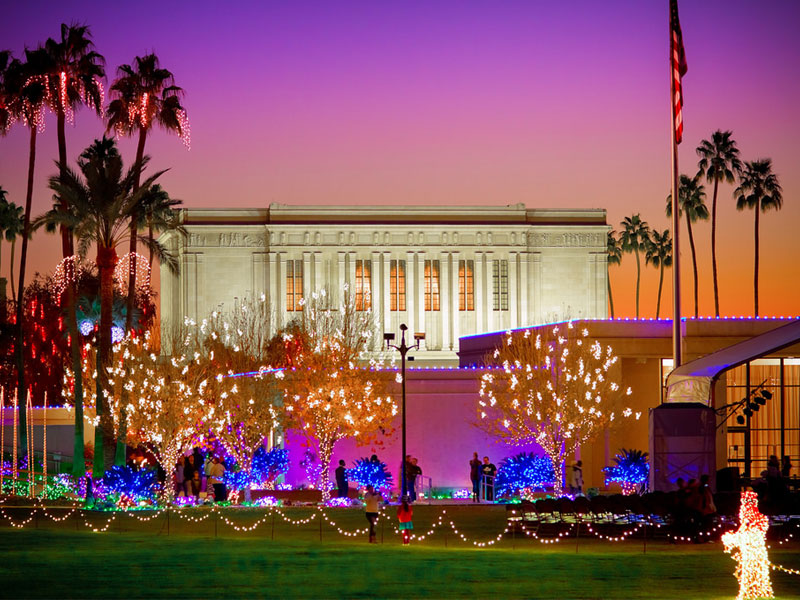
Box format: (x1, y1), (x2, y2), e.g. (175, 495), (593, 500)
(188, 296), (284, 502)
(477, 321), (636, 497)
(280, 288), (397, 500)
(120, 332), (208, 503)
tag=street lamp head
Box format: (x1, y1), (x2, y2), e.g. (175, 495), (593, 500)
(400, 323), (408, 331)
(414, 332), (425, 341)
(383, 332), (395, 343)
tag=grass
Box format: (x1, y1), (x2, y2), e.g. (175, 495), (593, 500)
(0, 504), (798, 599)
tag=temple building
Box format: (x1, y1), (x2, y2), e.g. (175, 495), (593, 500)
(159, 204), (609, 360)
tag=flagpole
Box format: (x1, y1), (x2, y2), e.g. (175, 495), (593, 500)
(669, 2), (683, 368)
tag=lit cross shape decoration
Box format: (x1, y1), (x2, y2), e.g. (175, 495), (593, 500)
(722, 491), (774, 600)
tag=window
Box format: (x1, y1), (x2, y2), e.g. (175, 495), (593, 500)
(458, 259), (474, 311)
(355, 259), (372, 311)
(286, 259), (303, 311)
(390, 259), (406, 311)
(424, 260), (440, 311)
(492, 259), (508, 311)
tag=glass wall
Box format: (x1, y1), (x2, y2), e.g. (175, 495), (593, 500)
(724, 359), (799, 479)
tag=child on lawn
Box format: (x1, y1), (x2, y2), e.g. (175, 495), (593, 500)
(397, 499), (413, 545)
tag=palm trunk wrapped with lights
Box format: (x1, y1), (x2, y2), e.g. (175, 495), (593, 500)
(280, 287), (397, 502)
(477, 322), (637, 498)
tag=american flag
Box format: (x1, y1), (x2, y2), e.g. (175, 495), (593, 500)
(670, 0), (688, 144)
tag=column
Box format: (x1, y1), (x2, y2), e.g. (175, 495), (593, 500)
(371, 251), (382, 342)
(474, 252), (484, 334)
(406, 250), (415, 337)
(268, 252), (277, 325)
(277, 253), (286, 329)
(486, 252), (496, 333)
(337, 252), (346, 305)
(314, 252), (322, 296)
(416, 251), (425, 337)
(440, 251), (450, 351)
(509, 251), (518, 328)
(303, 252), (312, 304)
(520, 252), (529, 325)
(531, 252), (542, 323)
(348, 251), (357, 301)
(450, 251), (460, 351)
(383, 252), (391, 332)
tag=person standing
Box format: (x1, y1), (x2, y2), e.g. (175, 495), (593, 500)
(183, 454), (197, 497)
(407, 458), (422, 502)
(397, 499), (414, 545)
(781, 455), (792, 478)
(469, 453), (481, 503)
(335, 459), (349, 498)
(567, 460), (584, 495)
(481, 456), (497, 502)
(364, 485), (381, 543)
(402, 455), (415, 501)
(208, 456), (227, 502)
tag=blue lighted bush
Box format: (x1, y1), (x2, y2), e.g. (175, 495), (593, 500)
(603, 448), (649, 493)
(346, 457), (392, 492)
(224, 447), (289, 489)
(102, 466), (158, 503)
(494, 453), (555, 499)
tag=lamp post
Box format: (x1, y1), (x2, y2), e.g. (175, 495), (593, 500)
(384, 323), (424, 501)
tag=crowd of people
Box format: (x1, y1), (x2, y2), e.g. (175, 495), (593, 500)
(672, 475), (717, 542)
(173, 448), (228, 502)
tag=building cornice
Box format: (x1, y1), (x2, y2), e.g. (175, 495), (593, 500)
(178, 204), (607, 227)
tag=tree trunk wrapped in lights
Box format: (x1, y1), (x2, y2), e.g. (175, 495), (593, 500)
(477, 322), (637, 497)
(280, 287), (397, 501)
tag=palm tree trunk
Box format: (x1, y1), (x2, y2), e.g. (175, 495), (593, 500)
(9, 239), (15, 304)
(686, 215), (699, 318)
(754, 208), (760, 317)
(116, 128), (148, 466)
(710, 178), (720, 317)
(634, 248), (641, 318)
(57, 110), (73, 257)
(148, 217), (154, 268)
(97, 245), (119, 472)
(607, 278), (615, 319)
(55, 111), (87, 478)
(14, 126), (36, 465)
(656, 265), (665, 319)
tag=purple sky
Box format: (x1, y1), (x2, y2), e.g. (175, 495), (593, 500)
(1, 0), (799, 318)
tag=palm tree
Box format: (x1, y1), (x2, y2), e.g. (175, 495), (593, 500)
(106, 55), (188, 464)
(42, 24), (103, 477)
(41, 137), (179, 474)
(645, 229), (673, 319)
(735, 160), (783, 317)
(606, 230), (622, 319)
(667, 175), (709, 318)
(619, 215), (650, 318)
(106, 52), (188, 280)
(43, 25), (105, 249)
(2, 201), (24, 303)
(696, 131), (742, 317)
(3, 49), (51, 470)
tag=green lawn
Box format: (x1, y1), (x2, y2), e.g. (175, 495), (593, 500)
(0, 505), (798, 599)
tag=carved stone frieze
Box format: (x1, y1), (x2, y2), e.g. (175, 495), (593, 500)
(530, 232), (604, 248)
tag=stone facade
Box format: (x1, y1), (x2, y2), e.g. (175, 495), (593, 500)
(160, 204), (609, 360)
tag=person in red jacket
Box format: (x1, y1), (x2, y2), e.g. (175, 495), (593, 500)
(397, 499), (414, 545)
